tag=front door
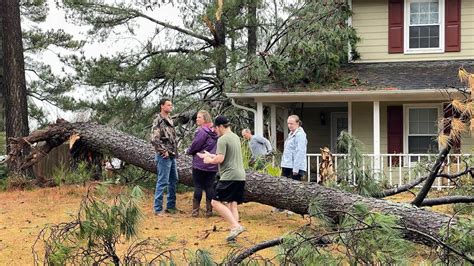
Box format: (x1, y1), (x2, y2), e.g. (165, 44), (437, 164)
(331, 112), (348, 152)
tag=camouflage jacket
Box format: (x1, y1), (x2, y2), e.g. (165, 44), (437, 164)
(151, 113), (178, 157)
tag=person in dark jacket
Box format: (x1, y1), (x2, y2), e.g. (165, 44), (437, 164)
(186, 110), (218, 217)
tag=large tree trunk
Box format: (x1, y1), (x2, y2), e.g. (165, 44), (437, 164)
(214, 0), (226, 80)
(0, 18), (4, 132)
(247, 0), (257, 58)
(11, 120), (456, 247)
(1, 0), (29, 172)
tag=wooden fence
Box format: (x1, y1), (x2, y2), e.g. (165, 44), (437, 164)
(33, 143), (71, 179)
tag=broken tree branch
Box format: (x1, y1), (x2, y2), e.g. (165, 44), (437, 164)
(230, 237), (283, 264)
(420, 196), (474, 207)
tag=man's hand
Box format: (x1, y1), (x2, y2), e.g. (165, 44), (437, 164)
(203, 156), (213, 164)
(160, 151), (169, 158)
(198, 151), (219, 164)
(198, 150), (215, 159)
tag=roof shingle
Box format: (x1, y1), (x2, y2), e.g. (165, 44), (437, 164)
(234, 60), (474, 93)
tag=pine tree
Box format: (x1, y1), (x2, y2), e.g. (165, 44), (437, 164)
(55, 0), (358, 134)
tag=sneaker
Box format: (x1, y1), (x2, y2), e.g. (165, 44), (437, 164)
(226, 226), (245, 242)
(154, 211), (165, 217)
(164, 208), (179, 214)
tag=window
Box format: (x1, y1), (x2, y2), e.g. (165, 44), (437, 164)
(405, 0), (444, 53)
(405, 106), (440, 156)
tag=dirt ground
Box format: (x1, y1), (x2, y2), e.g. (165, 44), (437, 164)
(0, 185), (309, 264)
(0, 184), (461, 265)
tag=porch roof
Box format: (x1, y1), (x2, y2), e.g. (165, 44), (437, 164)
(227, 88), (462, 102)
(227, 60), (474, 102)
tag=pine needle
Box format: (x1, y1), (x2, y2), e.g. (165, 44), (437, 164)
(458, 67), (473, 96)
(458, 67), (470, 83)
(450, 118), (466, 138)
(438, 134), (449, 148)
(462, 101), (474, 117)
(451, 99), (467, 113)
(439, 118), (450, 132)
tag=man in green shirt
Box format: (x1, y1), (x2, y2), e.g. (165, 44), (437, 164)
(199, 116), (246, 241)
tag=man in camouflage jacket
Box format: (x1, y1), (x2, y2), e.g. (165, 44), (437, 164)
(151, 98), (179, 215)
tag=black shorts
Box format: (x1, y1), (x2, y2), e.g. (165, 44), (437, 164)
(213, 180), (245, 204)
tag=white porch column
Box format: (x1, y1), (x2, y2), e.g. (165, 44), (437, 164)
(270, 104), (277, 148)
(348, 101), (352, 135)
(282, 108), (289, 141)
(255, 101), (264, 137)
(373, 101), (381, 178)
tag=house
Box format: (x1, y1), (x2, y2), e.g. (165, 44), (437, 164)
(227, 0), (474, 187)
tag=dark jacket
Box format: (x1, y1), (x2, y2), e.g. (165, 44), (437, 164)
(186, 125), (218, 172)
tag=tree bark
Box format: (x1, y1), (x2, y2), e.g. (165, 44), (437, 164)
(0, 18), (4, 132)
(231, 237), (283, 264)
(1, 0), (30, 172)
(11, 120), (458, 247)
(419, 196), (474, 207)
(412, 146), (451, 206)
(214, 0), (226, 80)
(247, 0), (257, 58)
(372, 175), (427, 198)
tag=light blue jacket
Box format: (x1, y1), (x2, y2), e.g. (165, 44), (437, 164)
(281, 127), (307, 173)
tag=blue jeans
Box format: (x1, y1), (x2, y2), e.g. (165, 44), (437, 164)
(154, 155), (178, 213)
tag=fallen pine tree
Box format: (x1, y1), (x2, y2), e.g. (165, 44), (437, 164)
(7, 119), (463, 247)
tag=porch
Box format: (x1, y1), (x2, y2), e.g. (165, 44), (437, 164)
(306, 152), (471, 189)
(227, 90), (474, 189)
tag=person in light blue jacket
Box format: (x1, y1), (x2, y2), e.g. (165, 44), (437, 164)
(281, 115), (307, 181)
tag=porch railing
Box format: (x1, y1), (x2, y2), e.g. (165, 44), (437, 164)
(306, 153), (472, 189)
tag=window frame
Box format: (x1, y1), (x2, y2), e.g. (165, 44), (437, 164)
(403, 103), (442, 156)
(404, 0), (445, 54)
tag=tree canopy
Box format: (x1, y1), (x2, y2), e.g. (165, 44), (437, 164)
(52, 0), (357, 134)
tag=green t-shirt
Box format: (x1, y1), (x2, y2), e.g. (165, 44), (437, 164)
(216, 131), (246, 181)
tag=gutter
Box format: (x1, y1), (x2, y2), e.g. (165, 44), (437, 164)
(230, 98), (257, 131)
(227, 88), (462, 102)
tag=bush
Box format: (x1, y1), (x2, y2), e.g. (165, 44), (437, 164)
(5, 173), (34, 190)
(0, 162), (8, 184)
(52, 161), (92, 186)
(0, 132), (6, 154)
(278, 202), (417, 265)
(107, 164), (156, 189)
(34, 185), (176, 265)
(439, 218), (474, 264)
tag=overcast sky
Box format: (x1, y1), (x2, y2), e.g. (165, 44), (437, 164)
(28, 0), (181, 127)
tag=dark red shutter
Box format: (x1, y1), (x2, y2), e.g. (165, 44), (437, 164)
(387, 106), (403, 166)
(443, 103), (461, 153)
(388, 0), (404, 53)
(445, 0), (461, 52)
